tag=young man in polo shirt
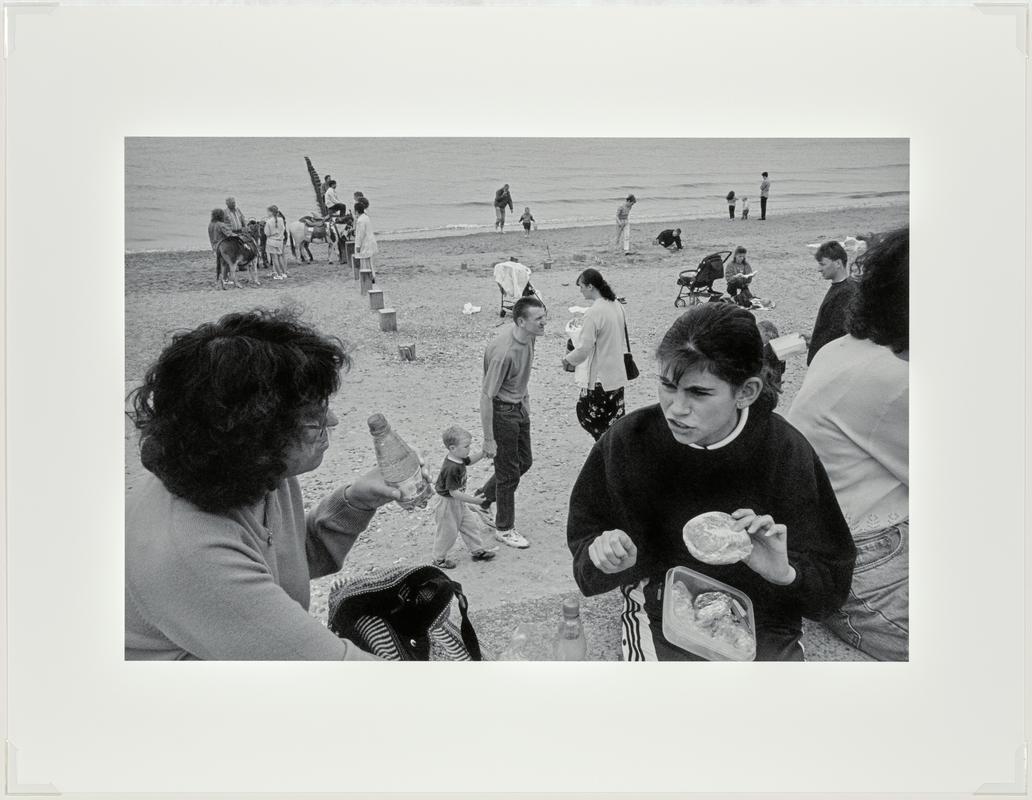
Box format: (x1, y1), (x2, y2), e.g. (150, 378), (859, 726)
(474, 296), (547, 549)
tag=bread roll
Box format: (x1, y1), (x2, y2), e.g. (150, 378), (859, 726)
(682, 511), (754, 565)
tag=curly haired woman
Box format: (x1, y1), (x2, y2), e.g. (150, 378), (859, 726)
(125, 308), (427, 660)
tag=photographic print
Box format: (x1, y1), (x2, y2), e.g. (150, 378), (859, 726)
(124, 137), (910, 663)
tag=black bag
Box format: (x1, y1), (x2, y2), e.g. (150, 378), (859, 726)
(621, 306), (639, 381)
(327, 564), (482, 661)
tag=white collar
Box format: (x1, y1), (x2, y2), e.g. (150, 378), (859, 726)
(688, 406), (750, 450)
(446, 455), (467, 465)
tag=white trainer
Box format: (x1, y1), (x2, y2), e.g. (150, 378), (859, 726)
(495, 529), (530, 549)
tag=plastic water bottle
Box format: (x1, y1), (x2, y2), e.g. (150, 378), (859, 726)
(367, 413), (432, 511)
(555, 597), (587, 661)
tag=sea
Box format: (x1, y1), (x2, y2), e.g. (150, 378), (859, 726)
(125, 138), (909, 254)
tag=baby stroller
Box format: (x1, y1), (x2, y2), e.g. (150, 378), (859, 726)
(494, 259), (544, 318)
(673, 251), (732, 307)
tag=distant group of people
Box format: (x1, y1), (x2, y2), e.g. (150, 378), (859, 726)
(492, 172), (771, 257)
(205, 175), (380, 290)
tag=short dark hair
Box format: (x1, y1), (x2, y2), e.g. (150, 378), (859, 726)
(656, 303), (777, 406)
(354, 197), (369, 213)
(210, 208), (226, 222)
(762, 172), (768, 177)
(815, 240), (848, 265)
(846, 226), (909, 353)
(576, 268), (616, 301)
(512, 295), (545, 322)
(129, 308), (351, 513)
(328, 179), (337, 188)
(626, 194), (636, 203)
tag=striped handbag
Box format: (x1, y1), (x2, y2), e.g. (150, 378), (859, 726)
(327, 564), (483, 661)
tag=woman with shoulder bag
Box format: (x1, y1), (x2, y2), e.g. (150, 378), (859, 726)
(562, 269), (636, 440)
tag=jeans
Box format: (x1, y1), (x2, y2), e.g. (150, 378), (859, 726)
(479, 400), (532, 531)
(825, 520), (909, 661)
(728, 205), (735, 219)
(760, 196), (768, 219)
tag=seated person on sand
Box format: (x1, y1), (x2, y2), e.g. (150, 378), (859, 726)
(655, 228), (683, 250)
(724, 246), (757, 308)
(566, 303), (856, 661)
(125, 308), (431, 661)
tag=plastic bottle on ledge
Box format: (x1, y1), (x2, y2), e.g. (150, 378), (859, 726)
(367, 413), (432, 511)
(555, 597), (588, 661)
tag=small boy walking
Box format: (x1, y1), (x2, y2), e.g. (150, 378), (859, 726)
(741, 196), (750, 220)
(519, 207), (536, 238)
(432, 426), (498, 569)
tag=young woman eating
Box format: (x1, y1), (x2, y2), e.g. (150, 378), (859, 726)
(566, 303), (856, 660)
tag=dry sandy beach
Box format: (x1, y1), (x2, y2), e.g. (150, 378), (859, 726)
(125, 204), (907, 660)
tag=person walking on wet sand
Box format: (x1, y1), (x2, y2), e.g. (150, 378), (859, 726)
(616, 194), (636, 254)
(473, 296), (547, 551)
(494, 184), (513, 232)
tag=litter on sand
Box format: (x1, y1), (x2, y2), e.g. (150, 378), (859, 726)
(462, 303), (482, 315)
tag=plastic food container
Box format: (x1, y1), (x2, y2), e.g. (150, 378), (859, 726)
(662, 566), (757, 661)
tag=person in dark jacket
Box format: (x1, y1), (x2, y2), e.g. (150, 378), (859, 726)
(805, 240), (858, 365)
(494, 184), (513, 232)
(566, 303), (856, 661)
(655, 228), (683, 250)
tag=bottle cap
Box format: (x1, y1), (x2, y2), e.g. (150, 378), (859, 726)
(367, 413), (390, 436)
(562, 597), (580, 619)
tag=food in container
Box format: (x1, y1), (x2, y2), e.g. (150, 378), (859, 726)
(662, 566), (756, 661)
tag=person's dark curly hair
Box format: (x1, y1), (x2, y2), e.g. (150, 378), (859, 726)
(846, 226), (909, 354)
(129, 308), (351, 514)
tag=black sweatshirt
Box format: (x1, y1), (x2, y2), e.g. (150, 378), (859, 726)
(566, 399), (855, 635)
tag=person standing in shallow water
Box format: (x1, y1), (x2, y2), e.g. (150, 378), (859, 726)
(616, 194), (636, 254)
(494, 184), (513, 232)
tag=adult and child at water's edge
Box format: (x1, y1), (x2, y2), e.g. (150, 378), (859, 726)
(127, 169), (908, 663)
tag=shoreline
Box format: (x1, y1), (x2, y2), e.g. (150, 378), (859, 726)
(125, 201), (908, 259)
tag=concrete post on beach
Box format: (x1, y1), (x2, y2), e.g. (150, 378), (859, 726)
(360, 269), (374, 295)
(379, 308), (397, 332)
(368, 289), (385, 310)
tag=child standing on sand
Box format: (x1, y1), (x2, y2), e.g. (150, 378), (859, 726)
(431, 426), (498, 569)
(741, 196), (750, 220)
(726, 191), (737, 220)
(520, 207), (536, 238)
(264, 205), (289, 281)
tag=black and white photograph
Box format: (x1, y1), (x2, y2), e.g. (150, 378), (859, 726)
(124, 137), (910, 663)
(6, 2), (1027, 794)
